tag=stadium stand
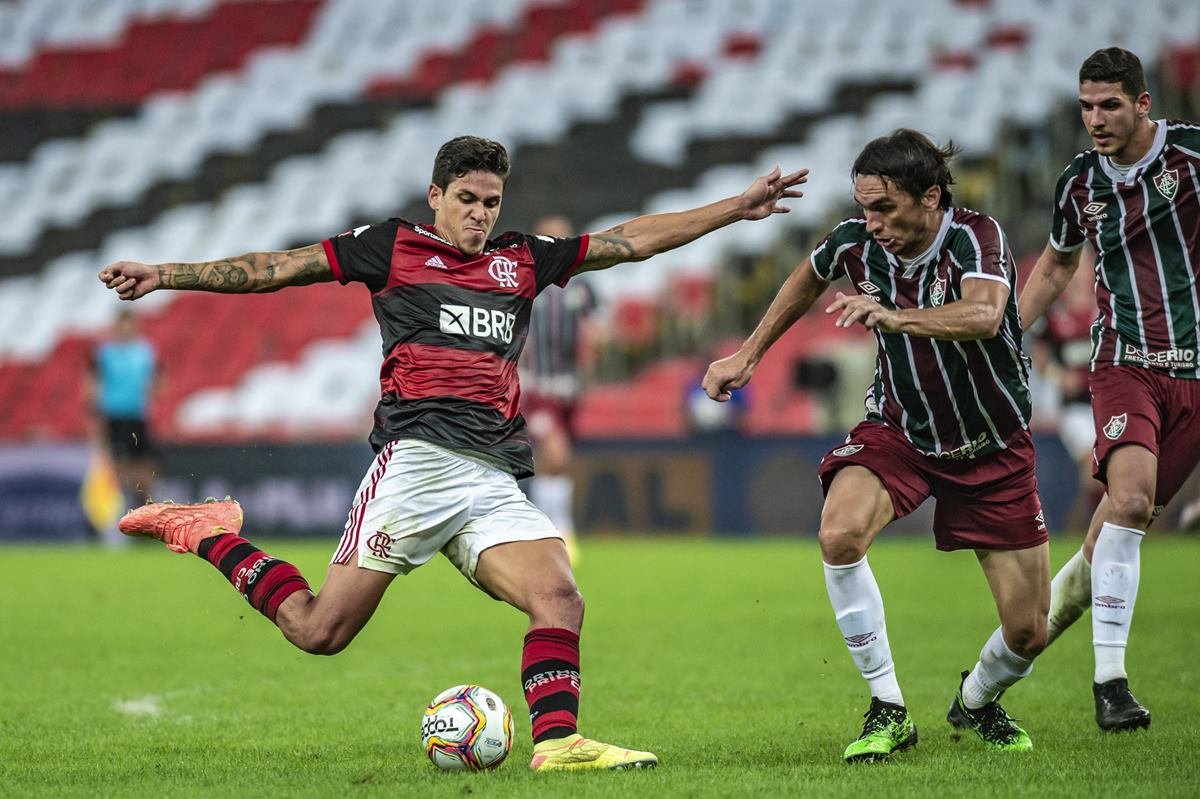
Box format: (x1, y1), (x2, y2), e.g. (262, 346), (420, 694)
(0, 0), (1196, 442)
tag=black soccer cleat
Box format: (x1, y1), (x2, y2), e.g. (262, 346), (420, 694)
(1094, 678), (1151, 732)
(947, 671), (1031, 751)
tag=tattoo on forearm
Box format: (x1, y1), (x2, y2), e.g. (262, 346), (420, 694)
(586, 225), (637, 269)
(159, 245), (329, 293)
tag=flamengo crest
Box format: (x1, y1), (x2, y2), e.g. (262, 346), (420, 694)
(1153, 168), (1179, 201)
(488, 255), (519, 288)
(930, 276), (947, 307)
(1103, 413), (1127, 440)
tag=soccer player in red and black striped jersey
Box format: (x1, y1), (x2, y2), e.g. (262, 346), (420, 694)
(1019, 47), (1200, 732)
(99, 136), (807, 771)
(704, 130), (1048, 761)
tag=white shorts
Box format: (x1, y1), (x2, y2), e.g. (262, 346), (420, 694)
(332, 439), (561, 584)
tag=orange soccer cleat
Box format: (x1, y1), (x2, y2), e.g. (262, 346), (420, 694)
(118, 498), (244, 554)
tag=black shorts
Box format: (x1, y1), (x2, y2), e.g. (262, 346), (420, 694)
(105, 418), (153, 460)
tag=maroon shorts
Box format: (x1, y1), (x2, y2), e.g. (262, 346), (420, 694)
(817, 421), (1047, 552)
(522, 393), (578, 441)
(1089, 365), (1200, 506)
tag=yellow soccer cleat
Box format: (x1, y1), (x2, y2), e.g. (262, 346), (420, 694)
(529, 733), (657, 772)
(118, 498), (243, 554)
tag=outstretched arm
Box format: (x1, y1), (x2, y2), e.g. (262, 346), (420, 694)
(577, 167), (808, 273)
(825, 276), (1009, 340)
(98, 243), (333, 301)
(702, 258), (829, 401)
(1017, 242), (1084, 331)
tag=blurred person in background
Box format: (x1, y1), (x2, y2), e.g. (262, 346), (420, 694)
(99, 135), (806, 772)
(1018, 47), (1200, 732)
(519, 214), (597, 565)
(87, 308), (158, 518)
(705, 130), (1048, 762)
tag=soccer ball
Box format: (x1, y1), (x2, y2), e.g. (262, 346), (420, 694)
(421, 684), (513, 771)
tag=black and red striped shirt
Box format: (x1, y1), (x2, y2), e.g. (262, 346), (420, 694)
(323, 218), (588, 477)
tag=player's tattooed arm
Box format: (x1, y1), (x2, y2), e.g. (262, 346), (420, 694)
(577, 166), (807, 273)
(579, 225), (637, 271)
(100, 244), (332, 300)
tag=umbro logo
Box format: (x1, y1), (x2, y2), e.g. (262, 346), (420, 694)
(425, 255), (447, 269)
(844, 632), (877, 648)
(858, 281), (881, 295)
(1083, 201), (1107, 221)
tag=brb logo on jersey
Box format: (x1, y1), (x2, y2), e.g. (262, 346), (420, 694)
(488, 255), (519, 288)
(440, 304), (516, 343)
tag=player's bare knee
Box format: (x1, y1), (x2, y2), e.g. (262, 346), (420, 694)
(1107, 492), (1153, 529)
(1004, 620), (1047, 659)
(527, 581), (584, 628)
(818, 525), (869, 565)
(294, 622), (356, 656)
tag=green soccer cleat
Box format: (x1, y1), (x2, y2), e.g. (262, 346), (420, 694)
(947, 671), (1032, 751)
(843, 697), (918, 763)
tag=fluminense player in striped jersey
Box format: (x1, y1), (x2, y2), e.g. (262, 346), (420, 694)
(99, 136), (807, 772)
(1019, 47), (1200, 732)
(704, 130), (1049, 762)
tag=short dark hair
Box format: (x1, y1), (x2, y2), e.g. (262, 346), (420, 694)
(431, 136), (510, 189)
(1079, 47), (1146, 100)
(852, 129), (961, 210)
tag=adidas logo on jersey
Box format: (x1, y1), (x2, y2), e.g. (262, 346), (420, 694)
(425, 255), (448, 269)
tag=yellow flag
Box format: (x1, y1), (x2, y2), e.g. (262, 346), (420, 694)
(80, 448), (126, 532)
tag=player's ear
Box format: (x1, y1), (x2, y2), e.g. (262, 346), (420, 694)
(1134, 90), (1151, 119)
(428, 183), (442, 212)
(921, 185), (941, 211)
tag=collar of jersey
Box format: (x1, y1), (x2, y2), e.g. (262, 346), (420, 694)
(1100, 119), (1166, 186)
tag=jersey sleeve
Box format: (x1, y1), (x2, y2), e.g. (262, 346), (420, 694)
(809, 219), (857, 281)
(525, 233), (590, 292)
(1049, 166), (1087, 252)
(956, 214), (1011, 286)
(322, 220), (400, 292)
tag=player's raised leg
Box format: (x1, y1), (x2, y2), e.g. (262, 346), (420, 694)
(473, 538), (657, 772)
(1088, 445), (1154, 731)
(947, 544), (1048, 751)
(819, 466), (915, 763)
(118, 498), (394, 653)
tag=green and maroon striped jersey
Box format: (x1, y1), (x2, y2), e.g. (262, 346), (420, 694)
(1050, 120), (1200, 377)
(810, 209), (1032, 459)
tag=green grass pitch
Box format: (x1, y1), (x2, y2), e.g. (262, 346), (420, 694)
(2, 535), (1198, 797)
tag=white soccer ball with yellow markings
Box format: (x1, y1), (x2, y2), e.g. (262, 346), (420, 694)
(421, 684), (513, 771)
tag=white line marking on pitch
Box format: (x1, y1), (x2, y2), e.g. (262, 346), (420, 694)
(113, 695), (163, 717)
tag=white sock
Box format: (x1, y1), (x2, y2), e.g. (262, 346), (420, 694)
(1047, 549), (1092, 645)
(962, 627), (1034, 709)
(1092, 521), (1144, 683)
(529, 475), (574, 536)
(824, 557), (903, 706)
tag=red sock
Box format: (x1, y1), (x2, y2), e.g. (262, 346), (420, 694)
(197, 534), (310, 622)
(522, 627), (581, 743)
